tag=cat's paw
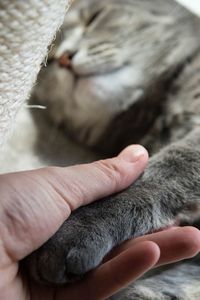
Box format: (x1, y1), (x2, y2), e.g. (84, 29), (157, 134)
(27, 216), (113, 284)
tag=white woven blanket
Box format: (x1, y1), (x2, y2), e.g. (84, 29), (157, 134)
(0, 0), (71, 147)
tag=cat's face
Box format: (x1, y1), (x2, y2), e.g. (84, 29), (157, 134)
(55, 0), (144, 75)
(41, 0), (149, 144)
(34, 0), (199, 148)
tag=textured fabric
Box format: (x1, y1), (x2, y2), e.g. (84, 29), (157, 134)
(0, 0), (72, 147)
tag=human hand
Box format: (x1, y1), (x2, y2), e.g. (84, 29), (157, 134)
(0, 145), (199, 300)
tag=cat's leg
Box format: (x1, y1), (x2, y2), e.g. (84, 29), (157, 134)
(111, 256), (200, 300)
(27, 128), (200, 284)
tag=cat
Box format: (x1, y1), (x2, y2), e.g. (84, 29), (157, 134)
(27, 0), (200, 299)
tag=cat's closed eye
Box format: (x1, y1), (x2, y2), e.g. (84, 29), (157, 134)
(85, 9), (104, 27)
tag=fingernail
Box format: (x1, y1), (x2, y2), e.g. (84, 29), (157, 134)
(119, 145), (148, 162)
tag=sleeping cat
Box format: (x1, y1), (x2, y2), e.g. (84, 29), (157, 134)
(28, 0), (200, 299)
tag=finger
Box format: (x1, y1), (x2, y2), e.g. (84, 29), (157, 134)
(106, 226), (200, 267)
(45, 144), (148, 210)
(57, 241), (160, 300)
(154, 226), (200, 266)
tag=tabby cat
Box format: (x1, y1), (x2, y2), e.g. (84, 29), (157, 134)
(28, 0), (200, 299)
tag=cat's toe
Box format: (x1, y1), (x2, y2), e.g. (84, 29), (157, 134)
(26, 242), (70, 284)
(65, 246), (104, 277)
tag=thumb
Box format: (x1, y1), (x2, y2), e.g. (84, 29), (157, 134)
(45, 144), (148, 210)
(0, 145), (148, 261)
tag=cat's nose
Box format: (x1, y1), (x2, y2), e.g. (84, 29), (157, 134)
(58, 51), (76, 68)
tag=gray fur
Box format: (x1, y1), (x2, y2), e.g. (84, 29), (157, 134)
(27, 0), (200, 299)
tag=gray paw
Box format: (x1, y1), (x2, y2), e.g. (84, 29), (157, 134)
(27, 211), (113, 284)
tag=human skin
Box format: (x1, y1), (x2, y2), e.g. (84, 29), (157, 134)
(0, 145), (200, 300)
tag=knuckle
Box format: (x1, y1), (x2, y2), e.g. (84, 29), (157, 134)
(43, 166), (85, 208)
(95, 158), (123, 188)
